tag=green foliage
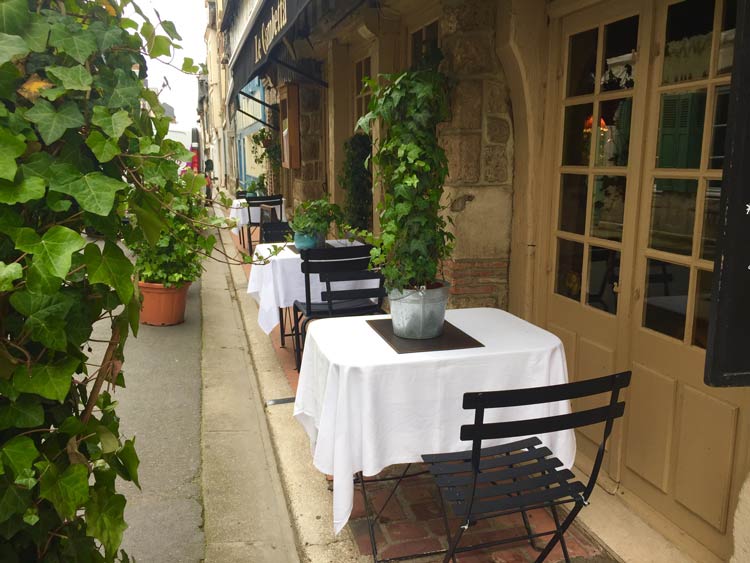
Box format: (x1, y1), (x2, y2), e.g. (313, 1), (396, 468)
(338, 133), (372, 231)
(130, 175), (215, 287)
(250, 127), (281, 173)
(0, 1), (210, 560)
(289, 198), (343, 238)
(356, 62), (454, 291)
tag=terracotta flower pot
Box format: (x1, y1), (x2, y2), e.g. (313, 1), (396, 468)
(138, 281), (191, 326)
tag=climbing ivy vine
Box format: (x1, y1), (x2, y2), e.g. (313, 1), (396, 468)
(0, 0), (210, 560)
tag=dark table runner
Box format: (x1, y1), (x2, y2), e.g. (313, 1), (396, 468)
(366, 319), (484, 354)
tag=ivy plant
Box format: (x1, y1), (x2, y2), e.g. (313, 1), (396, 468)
(0, 1), (211, 560)
(288, 198), (343, 238)
(250, 127), (281, 175)
(337, 133), (372, 231)
(357, 62), (454, 292)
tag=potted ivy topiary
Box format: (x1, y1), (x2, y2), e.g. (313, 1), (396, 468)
(356, 62), (454, 339)
(131, 174), (214, 325)
(289, 198), (343, 249)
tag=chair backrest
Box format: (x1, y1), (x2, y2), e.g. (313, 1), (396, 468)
(299, 245), (385, 315)
(245, 195), (283, 226)
(460, 371), (631, 499)
(236, 190), (248, 199)
(260, 221), (292, 243)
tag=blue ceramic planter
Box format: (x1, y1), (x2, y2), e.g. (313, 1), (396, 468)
(294, 232), (324, 249)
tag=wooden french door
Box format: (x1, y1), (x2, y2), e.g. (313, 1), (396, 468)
(546, 0), (750, 559)
(546, 2), (649, 480)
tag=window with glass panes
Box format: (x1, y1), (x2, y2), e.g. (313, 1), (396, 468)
(354, 57), (371, 122)
(410, 20), (438, 66)
(642, 0), (735, 349)
(555, 15), (640, 316)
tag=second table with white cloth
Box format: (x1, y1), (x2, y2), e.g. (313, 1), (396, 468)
(228, 198), (287, 235)
(247, 240), (378, 334)
(293, 307), (576, 534)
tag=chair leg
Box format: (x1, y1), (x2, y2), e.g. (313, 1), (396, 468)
(356, 472), (379, 563)
(293, 311), (302, 371)
(433, 482), (458, 563)
(442, 520), (468, 563)
(279, 307), (286, 347)
(533, 502), (583, 563)
(549, 503), (571, 563)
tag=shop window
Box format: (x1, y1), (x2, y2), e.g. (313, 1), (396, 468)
(411, 20), (439, 67)
(354, 57), (371, 121)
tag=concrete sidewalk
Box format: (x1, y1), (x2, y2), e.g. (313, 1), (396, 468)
(199, 239), (300, 562)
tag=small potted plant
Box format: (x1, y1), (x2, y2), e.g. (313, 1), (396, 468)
(289, 198), (343, 249)
(356, 61), (453, 339)
(130, 174), (215, 325)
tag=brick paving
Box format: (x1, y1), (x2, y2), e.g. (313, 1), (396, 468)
(230, 227), (617, 563)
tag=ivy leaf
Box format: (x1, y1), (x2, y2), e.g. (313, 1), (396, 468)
(25, 99), (84, 144)
(14, 225), (86, 279)
(0, 261), (21, 291)
(25, 261), (63, 295)
(0, 176), (45, 204)
(0, 61), (19, 98)
(86, 490), (126, 557)
(20, 16), (49, 53)
(84, 242), (134, 303)
(96, 426), (118, 454)
(0, 396), (44, 430)
(181, 57), (199, 73)
(148, 35), (171, 59)
(160, 20), (181, 41)
(9, 291), (75, 352)
(13, 358), (78, 404)
(0, 128), (26, 181)
(85, 130), (119, 162)
(89, 21), (122, 51)
(0, 0), (29, 36)
(49, 172), (126, 216)
(38, 461), (89, 520)
(106, 70), (140, 109)
(0, 33), (28, 65)
(46, 64), (92, 91)
(49, 24), (96, 64)
(21, 507), (37, 525)
(1, 437), (38, 477)
(91, 106), (131, 138)
(116, 438), (139, 488)
(0, 477), (29, 524)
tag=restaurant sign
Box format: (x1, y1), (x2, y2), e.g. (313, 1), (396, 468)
(254, 0), (287, 64)
(229, 0), (308, 106)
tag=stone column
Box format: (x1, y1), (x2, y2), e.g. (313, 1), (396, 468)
(439, 0), (514, 309)
(292, 84), (326, 207)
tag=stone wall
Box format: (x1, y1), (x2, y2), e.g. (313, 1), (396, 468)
(292, 84), (326, 207)
(439, 0), (514, 309)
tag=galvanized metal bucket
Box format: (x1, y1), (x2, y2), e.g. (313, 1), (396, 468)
(388, 282), (451, 339)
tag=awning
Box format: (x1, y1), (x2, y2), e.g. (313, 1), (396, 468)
(228, 0), (311, 107)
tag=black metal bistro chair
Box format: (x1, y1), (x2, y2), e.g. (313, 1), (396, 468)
(244, 194), (283, 254)
(292, 245), (385, 370)
(422, 371), (631, 563)
(356, 371), (631, 563)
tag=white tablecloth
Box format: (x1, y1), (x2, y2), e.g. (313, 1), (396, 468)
(229, 198), (286, 234)
(293, 307), (575, 534)
(246, 240), (374, 334)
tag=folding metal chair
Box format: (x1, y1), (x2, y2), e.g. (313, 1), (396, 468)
(258, 216), (294, 346)
(245, 194), (283, 254)
(422, 371), (631, 563)
(292, 245), (385, 370)
(356, 371), (631, 563)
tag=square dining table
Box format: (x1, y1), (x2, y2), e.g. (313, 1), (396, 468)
(293, 307), (576, 534)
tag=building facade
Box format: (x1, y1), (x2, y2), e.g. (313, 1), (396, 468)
(206, 0), (746, 560)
